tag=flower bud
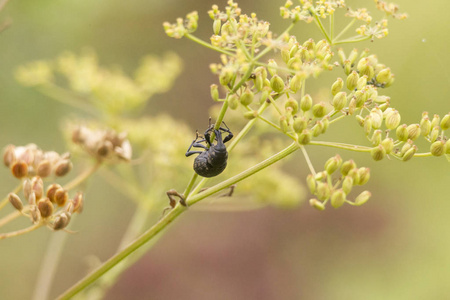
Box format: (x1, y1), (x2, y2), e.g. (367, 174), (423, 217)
(445, 139), (450, 154)
(364, 116), (373, 136)
(430, 140), (445, 156)
(354, 90), (366, 107)
(420, 115), (431, 136)
(267, 60), (278, 77)
(354, 191), (371, 206)
(281, 49), (290, 64)
(331, 78), (343, 96)
(348, 48), (358, 64)
(370, 108), (383, 129)
(31, 176), (44, 200)
(401, 140), (413, 156)
(306, 174), (316, 194)
(309, 198), (325, 211)
(38, 198), (54, 219)
(371, 145), (386, 161)
(347, 168), (361, 185)
(314, 171), (327, 181)
(356, 115), (365, 127)
(71, 192), (84, 214)
(312, 102), (326, 118)
(402, 145), (417, 161)
(431, 114), (440, 128)
(11, 160), (28, 178)
(289, 43), (299, 58)
(293, 117), (308, 133)
(3, 144), (15, 167)
(313, 121), (324, 137)
(440, 113), (450, 130)
(285, 98), (299, 115)
(36, 160), (51, 177)
(243, 111), (257, 120)
(240, 89), (254, 106)
(54, 188), (69, 207)
(346, 71), (359, 90)
(429, 126), (440, 143)
(289, 73), (303, 93)
(210, 84), (219, 101)
(385, 110), (401, 130)
(46, 184), (62, 203)
(279, 116), (289, 133)
(213, 19), (221, 35)
(300, 94), (313, 112)
(343, 60), (352, 75)
(228, 94), (239, 110)
(30, 206), (41, 224)
(331, 189), (346, 209)
(340, 160), (356, 176)
(337, 48), (346, 65)
(396, 124), (408, 142)
(357, 167), (370, 185)
(52, 213), (71, 230)
(316, 182), (331, 201)
(298, 129), (312, 145)
(371, 130), (382, 146)
(219, 67), (233, 86)
(375, 68), (391, 83)
(9, 193), (23, 212)
(270, 75), (285, 93)
(406, 124), (421, 141)
(332, 92), (347, 111)
(356, 75), (368, 90)
(324, 155), (342, 174)
(381, 138), (394, 154)
(342, 176), (353, 194)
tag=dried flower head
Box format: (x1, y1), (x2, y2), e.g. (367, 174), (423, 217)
(3, 144), (72, 178)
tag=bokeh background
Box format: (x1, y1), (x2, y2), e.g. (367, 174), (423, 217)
(1, 0), (449, 299)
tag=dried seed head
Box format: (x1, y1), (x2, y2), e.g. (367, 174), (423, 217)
(46, 183), (63, 203)
(71, 192), (84, 214)
(9, 193), (23, 212)
(30, 206), (41, 224)
(54, 188), (69, 207)
(3, 145), (16, 167)
(52, 213), (71, 230)
(36, 160), (52, 177)
(54, 160), (73, 177)
(11, 160), (28, 178)
(37, 198), (54, 219)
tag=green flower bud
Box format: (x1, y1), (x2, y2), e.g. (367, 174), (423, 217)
(406, 124), (421, 141)
(371, 145), (386, 161)
(376, 68), (391, 83)
(293, 116), (308, 133)
(243, 111), (257, 120)
(357, 167), (371, 185)
(347, 168), (361, 185)
(401, 140), (413, 156)
(430, 140), (445, 156)
(289, 43), (299, 58)
(213, 19), (221, 35)
(285, 98), (299, 115)
(445, 139), (450, 154)
(429, 126), (440, 143)
(307, 174), (316, 194)
(359, 64), (375, 80)
(331, 189), (346, 209)
(270, 75), (285, 93)
(259, 88), (270, 104)
(332, 92), (347, 111)
(314, 171), (327, 181)
(210, 84), (219, 102)
(337, 48), (346, 65)
(289, 73), (303, 93)
(312, 102), (326, 118)
(341, 160), (356, 176)
(309, 198), (325, 211)
(298, 129), (312, 145)
(331, 78), (343, 96)
(371, 130), (382, 146)
(431, 114), (440, 128)
(440, 113), (450, 130)
(346, 71), (359, 90)
(240, 89), (254, 106)
(354, 191), (371, 206)
(322, 117), (330, 133)
(324, 155), (342, 174)
(219, 67), (233, 86)
(287, 57), (302, 70)
(375, 95), (390, 104)
(300, 94), (313, 111)
(396, 124), (408, 142)
(316, 182), (331, 201)
(381, 138), (394, 154)
(313, 121), (324, 137)
(254, 73), (264, 92)
(279, 116), (289, 133)
(342, 176), (353, 194)
(402, 145), (417, 161)
(364, 116), (373, 136)
(343, 60), (352, 75)
(385, 109), (401, 130)
(356, 75), (368, 90)
(348, 48), (358, 64)
(370, 108), (383, 129)
(354, 90), (367, 107)
(268, 59), (278, 76)
(356, 115), (365, 127)
(420, 115), (431, 136)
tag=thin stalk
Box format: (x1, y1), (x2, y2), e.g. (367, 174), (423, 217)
(0, 223), (42, 239)
(309, 8), (331, 43)
(185, 33), (235, 56)
(183, 173), (198, 198)
(0, 206), (30, 228)
(334, 35), (372, 45)
(309, 140), (372, 152)
(413, 152), (433, 157)
(300, 145), (316, 176)
(328, 114), (347, 125)
(333, 18), (356, 42)
(63, 162), (101, 191)
(0, 183), (22, 211)
(330, 13), (334, 41)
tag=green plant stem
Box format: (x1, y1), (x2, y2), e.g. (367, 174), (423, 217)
(330, 13), (334, 41)
(183, 173), (198, 198)
(413, 152), (433, 157)
(0, 183), (22, 211)
(309, 7), (331, 44)
(309, 141), (372, 152)
(185, 33), (235, 56)
(32, 232), (69, 300)
(333, 18), (356, 43)
(300, 145), (316, 176)
(58, 204), (187, 300)
(334, 35), (372, 45)
(63, 162), (101, 191)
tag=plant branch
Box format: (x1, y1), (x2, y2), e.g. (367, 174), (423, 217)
(185, 33), (235, 56)
(0, 223), (42, 239)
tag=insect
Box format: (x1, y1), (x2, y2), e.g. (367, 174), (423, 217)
(185, 120), (233, 178)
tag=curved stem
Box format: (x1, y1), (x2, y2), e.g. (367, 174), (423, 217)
(0, 223), (42, 239)
(309, 141), (372, 152)
(334, 35), (372, 45)
(300, 145), (316, 176)
(413, 152), (433, 157)
(309, 8), (331, 43)
(0, 206), (30, 228)
(185, 33), (235, 56)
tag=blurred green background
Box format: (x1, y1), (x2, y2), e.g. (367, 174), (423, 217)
(1, 0), (449, 299)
